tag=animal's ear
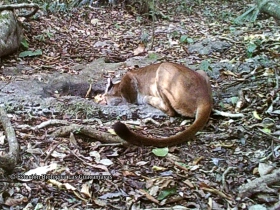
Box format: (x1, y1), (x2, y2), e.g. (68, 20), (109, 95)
(104, 78), (114, 94)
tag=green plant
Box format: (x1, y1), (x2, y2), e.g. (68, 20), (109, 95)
(199, 60), (212, 72)
(114, 23), (120, 29)
(34, 28), (54, 42)
(148, 53), (158, 60)
(41, 1), (70, 13)
(21, 38), (29, 50)
(246, 42), (257, 58)
(19, 49), (42, 58)
(231, 96), (239, 105)
(179, 35), (193, 44)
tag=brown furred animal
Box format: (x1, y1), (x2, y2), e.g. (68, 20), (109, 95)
(104, 62), (212, 147)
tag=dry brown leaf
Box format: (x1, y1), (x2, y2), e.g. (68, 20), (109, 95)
(133, 43), (145, 55)
(5, 197), (28, 206)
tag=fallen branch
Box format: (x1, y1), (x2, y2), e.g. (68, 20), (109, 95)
(0, 3), (39, 18)
(34, 119), (69, 130)
(51, 124), (128, 146)
(0, 107), (19, 172)
(238, 168), (280, 198)
(201, 187), (232, 200)
(34, 119), (127, 145)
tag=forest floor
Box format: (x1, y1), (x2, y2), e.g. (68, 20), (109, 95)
(1, 0), (280, 209)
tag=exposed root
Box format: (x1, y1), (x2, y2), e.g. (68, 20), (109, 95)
(0, 107), (19, 172)
(238, 168), (280, 198)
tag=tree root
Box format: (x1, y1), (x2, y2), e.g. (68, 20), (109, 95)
(49, 121), (128, 146)
(0, 107), (19, 172)
(238, 168), (280, 198)
(0, 3), (39, 18)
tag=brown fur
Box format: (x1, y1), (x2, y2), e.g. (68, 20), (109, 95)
(104, 62), (212, 147)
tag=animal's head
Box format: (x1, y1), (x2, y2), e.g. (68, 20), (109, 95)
(103, 78), (124, 105)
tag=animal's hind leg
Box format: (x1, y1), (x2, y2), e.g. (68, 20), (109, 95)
(158, 88), (177, 116)
(144, 94), (176, 117)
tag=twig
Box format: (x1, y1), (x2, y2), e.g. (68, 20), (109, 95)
(166, 157), (189, 172)
(219, 36), (240, 44)
(201, 187), (232, 200)
(138, 189), (159, 204)
(221, 66), (262, 90)
(34, 119), (69, 130)
(213, 109), (245, 118)
(43, 143), (61, 162)
(68, 149), (109, 172)
(222, 166), (237, 191)
(275, 64), (279, 89)
(142, 117), (160, 125)
(0, 81), (12, 93)
(73, 118), (103, 126)
(257, 128), (280, 144)
(85, 83), (92, 98)
(259, 144), (280, 162)
(149, 0), (155, 50)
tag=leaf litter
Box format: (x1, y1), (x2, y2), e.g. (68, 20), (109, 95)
(1, 0), (280, 209)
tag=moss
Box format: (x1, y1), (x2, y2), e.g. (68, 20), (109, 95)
(0, 12), (11, 19)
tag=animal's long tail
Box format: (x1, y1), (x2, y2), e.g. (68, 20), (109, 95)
(113, 104), (212, 147)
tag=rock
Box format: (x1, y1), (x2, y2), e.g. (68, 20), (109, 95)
(0, 10), (22, 57)
(0, 57), (168, 120)
(188, 38), (231, 55)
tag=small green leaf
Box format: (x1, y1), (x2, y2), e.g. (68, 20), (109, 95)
(180, 35), (188, 43)
(219, 102), (225, 108)
(152, 147), (169, 157)
(34, 34), (45, 41)
(148, 53), (158, 60)
(246, 42), (257, 57)
(157, 187), (176, 200)
(19, 50), (42, 58)
(115, 23), (120, 29)
(200, 60), (211, 71)
(186, 37), (194, 43)
(21, 38), (29, 50)
(261, 128), (271, 134)
(231, 97), (239, 105)
(247, 42), (257, 53)
(179, 35), (194, 44)
(229, 26), (236, 32)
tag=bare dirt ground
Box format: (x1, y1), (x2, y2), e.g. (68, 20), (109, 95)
(0, 0), (280, 209)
